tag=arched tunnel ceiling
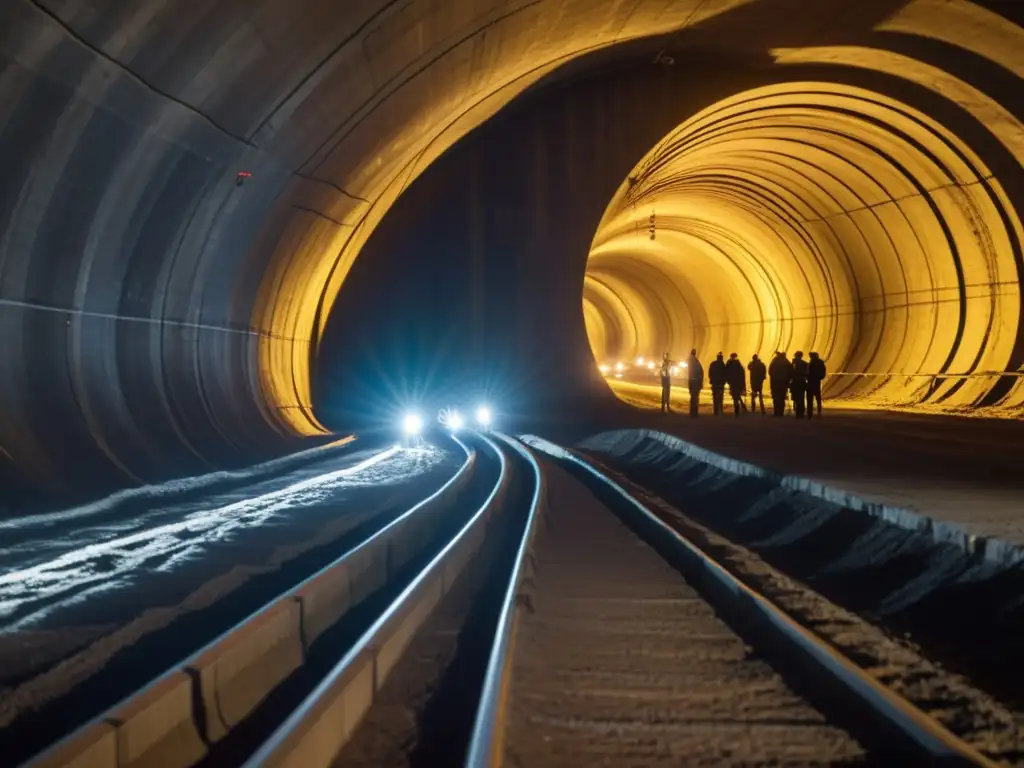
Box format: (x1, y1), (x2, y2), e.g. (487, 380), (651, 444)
(2, 0), (1024, 499)
(585, 78), (1024, 410)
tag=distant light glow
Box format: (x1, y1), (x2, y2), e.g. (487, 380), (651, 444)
(615, 362), (625, 372)
(448, 411), (464, 432)
(636, 356), (645, 366)
(670, 366), (679, 376)
(615, 373), (623, 378)
(475, 406), (492, 427)
(402, 412), (423, 436)
(599, 364), (611, 374)
(647, 361), (655, 370)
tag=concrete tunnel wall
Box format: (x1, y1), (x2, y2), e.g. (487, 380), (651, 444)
(585, 80), (1024, 410)
(2, 0), (1024, 502)
(315, 53), (766, 427)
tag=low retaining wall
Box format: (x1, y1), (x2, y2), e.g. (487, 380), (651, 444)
(582, 429), (1024, 567)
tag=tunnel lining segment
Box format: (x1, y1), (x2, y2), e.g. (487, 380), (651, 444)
(586, 80), (1024, 411)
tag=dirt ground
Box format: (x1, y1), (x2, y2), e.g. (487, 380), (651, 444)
(503, 462), (867, 767)
(604, 379), (1024, 546)
(579, 431), (1024, 763)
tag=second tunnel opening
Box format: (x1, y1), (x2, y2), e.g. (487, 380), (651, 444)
(585, 79), (1024, 414)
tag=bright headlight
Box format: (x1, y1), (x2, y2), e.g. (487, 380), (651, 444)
(448, 411), (464, 431)
(475, 406), (492, 427)
(402, 412), (423, 436)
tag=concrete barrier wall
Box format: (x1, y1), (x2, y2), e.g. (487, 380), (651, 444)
(189, 599), (304, 743)
(296, 563), (351, 647)
(25, 448), (479, 768)
(29, 722), (117, 768)
(110, 672), (207, 768)
(251, 440), (509, 768)
(264, 658), (375, 768)
(374, 573), (444, 681)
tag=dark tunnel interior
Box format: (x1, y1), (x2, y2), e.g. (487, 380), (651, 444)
(3, 0), (1024, 511)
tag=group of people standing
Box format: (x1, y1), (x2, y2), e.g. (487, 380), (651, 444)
(659, 350), (827, 419)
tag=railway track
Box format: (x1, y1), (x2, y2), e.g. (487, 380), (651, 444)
(24, 434), (997, 767)
(16, 435), (492, 768)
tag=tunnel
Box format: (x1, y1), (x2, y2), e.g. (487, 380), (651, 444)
(2, 0), (1024, 506)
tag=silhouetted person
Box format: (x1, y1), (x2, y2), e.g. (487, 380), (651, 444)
(791, 351), (809, 418)
(748, 354), (766, 414)
(725, 353), (746, 416)
(768, 351), (792, 417)
(807, 351), (826, 418)
(709, 352), (727, 416)
(687, 349), (704, 417)
(659, 352), (674, 413)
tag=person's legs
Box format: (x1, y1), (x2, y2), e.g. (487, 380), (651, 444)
(806, 389), (814, 419)
(758, 390), (765, 414)
(793, 388), (805, 418)
(689, 385), (700, 417)
(815, 390), (823, 416)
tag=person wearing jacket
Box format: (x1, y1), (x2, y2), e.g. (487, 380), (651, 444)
(658, 352), (675, 413)
(807, 351), (827, 418)
(708, 352), (727, 416)
(687, 349), (704, 417)
(724, 353), (747, 416)
(747, 353), (766, 414)
(768, 351), (792, 417)
(790, 351), (809, 418)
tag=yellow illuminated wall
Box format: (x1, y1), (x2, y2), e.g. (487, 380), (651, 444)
(586, 78), (1024, 411)
(247, 0), (1024, 431)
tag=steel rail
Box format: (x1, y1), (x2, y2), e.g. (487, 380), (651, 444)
(463, 433), (545, 768)
(242, 433), (511, 768)
(514, 435), (997, 768)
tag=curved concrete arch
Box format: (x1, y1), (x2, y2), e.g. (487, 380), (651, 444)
(2, 0), (1024, 499)
(587, 77), (1024, 411)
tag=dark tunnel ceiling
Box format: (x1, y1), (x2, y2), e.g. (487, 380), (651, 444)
(2, 0), (1024, 496)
